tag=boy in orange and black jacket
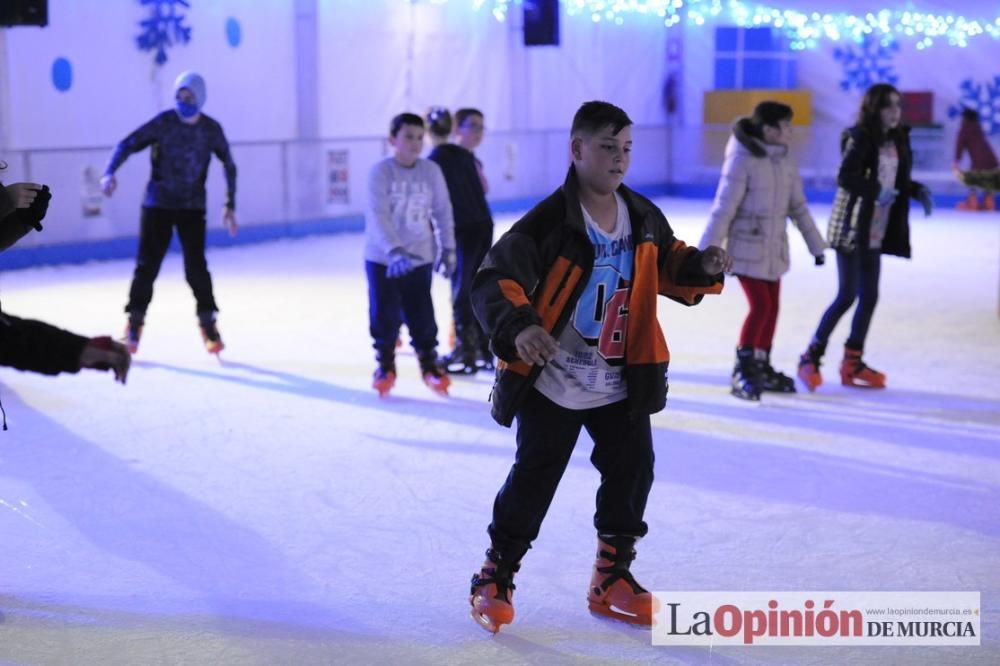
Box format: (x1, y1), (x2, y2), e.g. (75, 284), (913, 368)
(466, 101), (730, 633)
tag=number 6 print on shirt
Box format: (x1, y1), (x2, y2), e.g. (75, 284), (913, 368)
(572, 265), (629, 362)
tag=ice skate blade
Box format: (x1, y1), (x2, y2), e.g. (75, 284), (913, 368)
(469, 595), (512, 634)
(470, 608), (503, 634)
(730, 387), (761, 401)
(841, 380), (886, 389)
(588, 601), (653, 627)
(444, 363), (478, 375)
(373, 378), (395, 398)
(423, 375), (451, 396)
(798, 377), (821, 392)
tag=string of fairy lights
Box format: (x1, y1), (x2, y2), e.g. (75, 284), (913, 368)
(448, 0), (1000, 50)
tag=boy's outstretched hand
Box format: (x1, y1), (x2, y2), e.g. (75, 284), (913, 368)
(5, 182), (43, 208)
(514, 324), (559, 366)
(79, 336), (131, 384)
(700, 245), (732, 274)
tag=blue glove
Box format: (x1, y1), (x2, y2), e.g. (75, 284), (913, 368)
(875, 187), (898, 207)
(916, 186), (934, 217)
(814, 254), (826, 266)
(386, 250), (414, 279)
(435, 248), (457, 278)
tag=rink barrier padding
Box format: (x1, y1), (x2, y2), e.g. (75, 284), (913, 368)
(0, 186), (967, 271)
(0, 214), (365, 271)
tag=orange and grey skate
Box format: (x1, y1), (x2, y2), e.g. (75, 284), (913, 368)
(198, 316), (225, 355)
(123, 315), (144, 354)
(587, 536), (659, 627)
(372, 363), (396, 397)
(419, 354), (451, 396)
(798, 340), (825, 392)
(840, 346), (886, 388)
(469, 548), (520, 634)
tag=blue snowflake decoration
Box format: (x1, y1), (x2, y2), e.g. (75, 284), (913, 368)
(832, 36), (900, 92)
(948, 77), (1000, 136)
(135, 0), (192, 66)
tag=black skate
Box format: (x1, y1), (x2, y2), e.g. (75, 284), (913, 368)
(731, 346), (762, 401)
(476, 343), (496, 372)
(441, 348), (478, 375)
(756, 350), (796, 393)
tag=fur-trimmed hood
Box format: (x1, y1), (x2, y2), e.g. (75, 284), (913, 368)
(731, 117), (788, 160)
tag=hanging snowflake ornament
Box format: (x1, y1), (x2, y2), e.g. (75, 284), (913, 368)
(948, 77), (1000, 136)
(832, 36), (900, 92)
(135, 0), (192, 66)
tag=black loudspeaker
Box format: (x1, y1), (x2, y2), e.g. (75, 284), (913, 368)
(523, 0), (559, 47)
(0, 0), (48, 27)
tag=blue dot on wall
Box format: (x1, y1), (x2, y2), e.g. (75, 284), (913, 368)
(226, 18), (241, 48)
(51, 57), (73, 92)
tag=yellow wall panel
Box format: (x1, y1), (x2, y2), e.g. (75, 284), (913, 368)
(703, 90), (812, 125)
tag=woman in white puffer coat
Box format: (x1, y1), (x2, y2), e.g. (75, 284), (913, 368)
(700, 101), (827, 400)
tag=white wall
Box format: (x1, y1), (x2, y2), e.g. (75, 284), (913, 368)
(2, 1), (997, 253)
(315, 0), (668, 137)
(3, 0), (297, 149)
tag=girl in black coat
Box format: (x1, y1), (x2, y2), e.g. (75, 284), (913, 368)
(798, 83), (933, 391)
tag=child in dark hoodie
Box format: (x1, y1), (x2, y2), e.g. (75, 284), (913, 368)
(101, 71), (238, 355)
(427, 107), (495, 374)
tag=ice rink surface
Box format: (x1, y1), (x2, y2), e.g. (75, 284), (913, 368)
(1, 198), (997, 665)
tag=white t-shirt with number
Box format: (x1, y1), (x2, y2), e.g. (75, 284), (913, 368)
(534, 192), (633, 409)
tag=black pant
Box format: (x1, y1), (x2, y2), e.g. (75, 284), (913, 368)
(452, 227), (493, 353)
(814, 248), (881, 350)
(488, 389), (655, 559)
(125, 207), (218, 317)
(366, 261), (438, 361)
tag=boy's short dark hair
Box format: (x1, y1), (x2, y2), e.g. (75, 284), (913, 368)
(390, 112), (425, 137)
(571, 101), (632, 137)
(455, 108), (484, 128)
(751, 101), (793, 129)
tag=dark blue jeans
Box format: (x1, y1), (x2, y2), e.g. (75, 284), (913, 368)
(366, 261), (438, 361)
(126, 207), (218, 316)
(813, 248), (882, 351)
(452, 227), (493, 353)
(488, 389), (654, 560)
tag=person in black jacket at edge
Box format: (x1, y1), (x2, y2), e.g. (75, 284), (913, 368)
(0, 172), (130, 430)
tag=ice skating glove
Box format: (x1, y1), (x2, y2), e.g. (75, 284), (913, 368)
(916, 186), (934, 217)
(875, 187), (898, 207)
(80, 336), (131, 384)
(386, 250), (415, 278)
(13, 184), (51, 232)
(435, 248), (457, 278)
(814, 254), (826, 266)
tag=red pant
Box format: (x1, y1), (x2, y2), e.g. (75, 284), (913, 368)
(738, 276), (780, 349)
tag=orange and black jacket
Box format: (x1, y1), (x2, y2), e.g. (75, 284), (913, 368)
(472, 166), (724, 427)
